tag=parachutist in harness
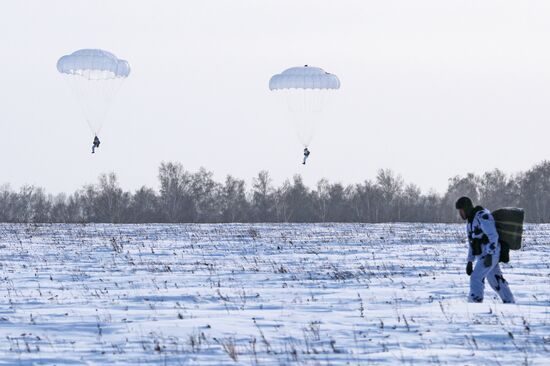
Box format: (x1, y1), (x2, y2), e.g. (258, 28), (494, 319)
(269, 66), (340, 158)
(92, 136), (100, 154)
(57, 49), (130, 155)
(303, 147), (310, 165)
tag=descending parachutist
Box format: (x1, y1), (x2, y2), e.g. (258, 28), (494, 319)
(57, 49), (130, 154)
(92, 135), (100, 154)
(303, 147), (310, 165)
(269, 66), (339, 157)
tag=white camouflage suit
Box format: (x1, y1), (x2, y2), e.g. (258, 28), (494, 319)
(466, 207), (515, 303)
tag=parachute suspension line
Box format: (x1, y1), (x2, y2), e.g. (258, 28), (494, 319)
(95, 78), (111, 135)
(86, 119), (95, 136)
(303, 85), (308, 147)
(65, 74), (125, 136)
(63, 75), (96, 135)
(95, 76), (126, 136)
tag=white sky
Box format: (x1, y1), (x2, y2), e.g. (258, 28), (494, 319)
(1, 0), (550, 194)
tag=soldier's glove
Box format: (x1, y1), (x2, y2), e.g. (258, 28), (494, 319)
(483, 254), (493, 268)
(466, 261), (473, 276)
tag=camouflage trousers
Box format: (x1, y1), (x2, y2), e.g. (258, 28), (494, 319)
(469, 249), (515, 304)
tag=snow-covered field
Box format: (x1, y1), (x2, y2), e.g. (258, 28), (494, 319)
(0, 223), (548, 365)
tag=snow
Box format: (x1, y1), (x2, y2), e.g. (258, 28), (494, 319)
(0, 223), (549, 365)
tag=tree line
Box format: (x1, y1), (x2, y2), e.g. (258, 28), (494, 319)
(1, 161), (549, 223)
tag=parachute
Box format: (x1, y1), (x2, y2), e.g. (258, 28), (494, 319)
(269, 65), (340, 147)
(493, 207), (525, 263)
(57, 49), (130, 135)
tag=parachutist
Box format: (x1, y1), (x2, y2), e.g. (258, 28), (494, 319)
(57, 49), (130, 152)
(269, 66), (340, 150)
(92, 135), (100, 154)
(455, 196), (515, 303)
(303, 147), (310, 165)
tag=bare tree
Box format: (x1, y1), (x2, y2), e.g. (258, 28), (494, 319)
(221, 175), (249, 222)
(519, 161), (550, 222)
(281, 175), (315, 222)
(158, 162), (192, 222)
(129, 186), (161, 223)
(478, 169), (518, 210)
(190, 168), (221, 222)
(376, 169), (404, 221)
(251, 171), (275, 222)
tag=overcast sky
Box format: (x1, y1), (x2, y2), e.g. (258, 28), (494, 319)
(1, 0), (550, 194)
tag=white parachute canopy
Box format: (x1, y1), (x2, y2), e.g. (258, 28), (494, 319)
(57, 49), (130, 135)
(269, 65), (340, 147)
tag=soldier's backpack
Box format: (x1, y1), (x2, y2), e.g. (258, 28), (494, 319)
(492, 207), (525, 263)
